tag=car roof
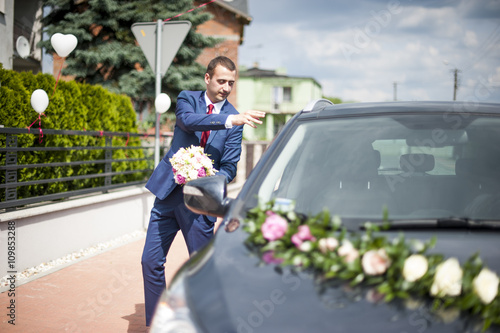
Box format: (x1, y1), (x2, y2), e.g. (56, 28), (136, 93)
(302, 99), (500, 118)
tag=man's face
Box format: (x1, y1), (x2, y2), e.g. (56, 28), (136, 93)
(205, 65), (236, 103)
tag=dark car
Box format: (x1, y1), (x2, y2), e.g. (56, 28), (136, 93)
(150, 101), (500, 333)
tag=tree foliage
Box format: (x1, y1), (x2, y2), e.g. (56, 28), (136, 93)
(39, 0), (217, 102)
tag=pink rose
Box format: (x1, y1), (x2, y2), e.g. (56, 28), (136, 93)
(366, 288), (385, 303)
(176, 174), (186, 185)
(197, 167), (206, 178)
(261, 213), (288, 241)
(262, 251), (284, 264)
(291, 225), (316, 248)
(362, 249), (391, 276)
(338, 240), (360, 263)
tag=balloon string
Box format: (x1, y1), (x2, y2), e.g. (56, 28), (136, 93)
(52, 58), (65, 97)
(27, 117), (39, 131)
(27, 114), (45, 143)
(39, 118), (44, 143)
(164, 0), (217, 21)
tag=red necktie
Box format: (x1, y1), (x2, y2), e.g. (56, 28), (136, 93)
(200, 104), (213, 148)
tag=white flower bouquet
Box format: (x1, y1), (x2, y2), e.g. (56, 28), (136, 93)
(170, 145), (217, 185)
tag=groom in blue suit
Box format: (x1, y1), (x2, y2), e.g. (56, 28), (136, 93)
(142, 56), (265, 326)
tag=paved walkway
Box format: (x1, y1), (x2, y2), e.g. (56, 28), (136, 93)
(0, 184), (241, 332)
(0, 232), (189, 333)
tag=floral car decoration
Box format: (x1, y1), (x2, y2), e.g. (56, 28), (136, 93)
(243, 200), (500, 331)
(170, 145), (217, 185)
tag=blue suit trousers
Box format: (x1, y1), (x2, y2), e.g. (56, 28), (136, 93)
(141, 185), (215, 326)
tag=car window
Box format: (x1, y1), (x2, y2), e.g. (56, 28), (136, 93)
(249, 114), (500, 224)
(373, 139), (456, 176)
(257, 124), (306, 200)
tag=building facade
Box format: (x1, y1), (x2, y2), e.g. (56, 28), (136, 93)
(237, 65), (323, 140)
(195, 0), (251, 107)
(0, 0), (43, 73)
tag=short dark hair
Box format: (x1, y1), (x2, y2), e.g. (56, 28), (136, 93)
(206, 56), (236, 77)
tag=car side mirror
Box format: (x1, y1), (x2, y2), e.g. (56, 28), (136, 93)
(183, 175), (232, 217)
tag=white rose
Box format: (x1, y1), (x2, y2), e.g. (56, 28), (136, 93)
(473, 268), (499, 304)
(403, 254), (428, 282)
(299, 241), (312, 252)
(362, 248), (391, 276)
(410, 239), (425, 253)
(188, 169), (199, 180)
(430, 258), (463, 297)
(338, 240), (359, 263)
(318, 237), (339, 254)
(332, 215), (342, 229)
(293, 256), (303, 266)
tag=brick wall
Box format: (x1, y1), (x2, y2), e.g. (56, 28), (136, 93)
(195, 3), (245, 108)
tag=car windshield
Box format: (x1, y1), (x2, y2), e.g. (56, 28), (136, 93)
(249, 113), (500, 223)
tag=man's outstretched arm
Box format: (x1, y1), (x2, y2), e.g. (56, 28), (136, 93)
(229, 110), (266, 128)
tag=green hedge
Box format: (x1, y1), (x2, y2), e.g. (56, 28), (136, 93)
(0, 64), (149, 202)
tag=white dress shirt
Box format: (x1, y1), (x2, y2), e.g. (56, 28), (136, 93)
(204, 93), (233, 128)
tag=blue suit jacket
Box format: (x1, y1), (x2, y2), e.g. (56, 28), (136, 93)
(145, 90), (243, 200)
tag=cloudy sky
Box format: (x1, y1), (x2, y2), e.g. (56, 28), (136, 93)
(238, 0), (500, 103)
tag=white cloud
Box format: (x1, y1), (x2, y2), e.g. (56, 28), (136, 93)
(239, 0), (500, 103)
(409, 88), (432, 101)
(490, 67), (500, 85)
(464, 30), (479, 48)
(429, 46), (440, 57)
(396, 6), (461, 38)
(342, 86), (390, 103)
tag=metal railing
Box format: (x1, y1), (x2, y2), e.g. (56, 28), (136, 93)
(0, 127), (172, 212)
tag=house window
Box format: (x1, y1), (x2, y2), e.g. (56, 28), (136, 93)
(272, 86), (282, 111)
(272, 86), (292, 111)
(283, 87), (292, 102)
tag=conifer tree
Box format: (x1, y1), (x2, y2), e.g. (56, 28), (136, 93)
(40, 0), (217, 103)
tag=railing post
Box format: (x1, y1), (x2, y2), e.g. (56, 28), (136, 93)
(105, 136), (112, 189)
(5, 135), (18, 209)
(245, 142), (254, 179)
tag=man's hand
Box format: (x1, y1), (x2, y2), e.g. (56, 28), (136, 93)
(230, 110), (266, 128)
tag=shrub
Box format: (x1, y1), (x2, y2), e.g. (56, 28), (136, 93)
(0, 64), (149, 202)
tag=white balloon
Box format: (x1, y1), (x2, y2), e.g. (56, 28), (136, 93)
(30, 89), (49, 114)
(155, 93), (171, 114)
(50, 33), (78, 58)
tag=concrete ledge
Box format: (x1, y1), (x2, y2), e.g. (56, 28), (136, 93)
(0, 186), (155, 278)
(0, 186), (152, 223)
